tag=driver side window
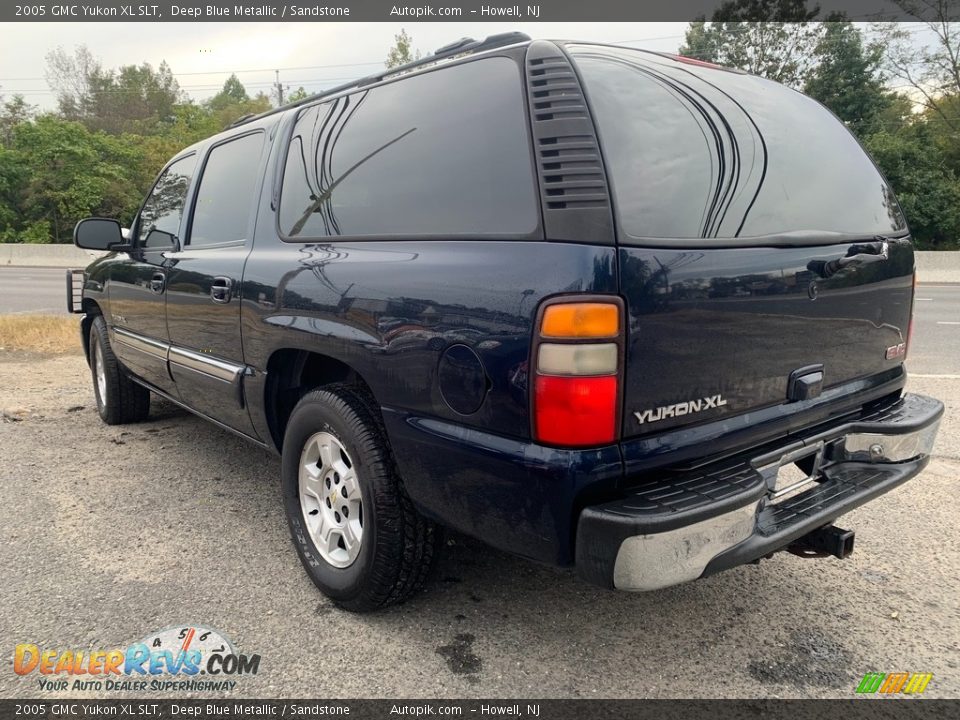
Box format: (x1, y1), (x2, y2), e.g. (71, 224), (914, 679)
(137, 154), (197, 249)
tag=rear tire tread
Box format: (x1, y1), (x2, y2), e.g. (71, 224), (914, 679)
(285, 383), (440, 612)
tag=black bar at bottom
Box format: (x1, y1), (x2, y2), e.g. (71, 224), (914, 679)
(0, 699), (956, 720)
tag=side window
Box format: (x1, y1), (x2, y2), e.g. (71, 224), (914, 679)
(138, 155), (196, 249)
(188, 133), (264, 248)
(279, 57), (538, 238)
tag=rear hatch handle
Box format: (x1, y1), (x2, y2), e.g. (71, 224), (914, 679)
(807, 237), (890, 279)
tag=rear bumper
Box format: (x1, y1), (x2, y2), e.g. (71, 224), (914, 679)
(575, 393), (943, 591)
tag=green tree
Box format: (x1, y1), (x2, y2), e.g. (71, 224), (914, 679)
(4, 116), (144, 243)
(680, 0), (824, 87)
(879, 1), (960, 131)
(804, 21), (890, 135)
(0, 93), (35, 145)
(44, 45), (101, 120)
(0, 144), (27, 242)
(45, 46), (181, 134)
(287, 86), (310, 103)
(863, 121), (960, 249)
(207, 74), (249, 111)
(386, 29), (421, 69)
(202, 76), (270, 129)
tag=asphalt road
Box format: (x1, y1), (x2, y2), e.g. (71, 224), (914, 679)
(910, 285), (960, 376)
(0, 266), (68, 315)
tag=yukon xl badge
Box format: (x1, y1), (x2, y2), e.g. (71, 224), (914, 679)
(634, 395), (727, 425)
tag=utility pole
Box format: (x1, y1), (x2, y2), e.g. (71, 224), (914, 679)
(274, 70), (284, 106)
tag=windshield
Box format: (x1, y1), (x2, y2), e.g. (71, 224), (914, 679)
(568, 44), (907, 241)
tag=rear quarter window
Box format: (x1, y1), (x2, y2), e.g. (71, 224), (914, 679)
(278, 57), (539, 239)
(568, 45), (906, 240)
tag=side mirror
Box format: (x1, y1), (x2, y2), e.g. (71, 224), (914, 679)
(74, 218), (127, 251)
(143, 227), (180, 253)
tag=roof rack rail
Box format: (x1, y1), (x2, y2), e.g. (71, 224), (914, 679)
(227, 32), (532, 129)
(228, 112), (257, 128)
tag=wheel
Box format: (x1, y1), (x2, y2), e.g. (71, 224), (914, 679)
(88, 315), (150, 425)
(282, 383), (440, 612)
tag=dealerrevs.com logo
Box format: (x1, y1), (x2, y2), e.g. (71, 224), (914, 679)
(14, 625), (260, 693)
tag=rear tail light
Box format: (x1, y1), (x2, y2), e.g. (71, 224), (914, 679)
(532, 298), (623, 447)
(541, 303), (620, 338)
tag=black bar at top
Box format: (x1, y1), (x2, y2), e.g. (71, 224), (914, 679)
(0, 0), (957, 23)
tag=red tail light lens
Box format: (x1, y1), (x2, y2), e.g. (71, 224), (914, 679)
(534, 375), (618, 446)
(531, 299), (623, 447)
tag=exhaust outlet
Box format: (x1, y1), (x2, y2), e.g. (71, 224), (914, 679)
(788, 524), (855, 559)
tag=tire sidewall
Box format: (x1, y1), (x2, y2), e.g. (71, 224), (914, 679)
(282, 395), (378, 600)
(89, 317), (111, 422)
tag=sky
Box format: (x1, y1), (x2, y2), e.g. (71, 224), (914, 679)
(0, 22), (692, 109)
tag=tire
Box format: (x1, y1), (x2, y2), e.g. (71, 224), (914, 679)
(88, 315), (150, 425)
(282, 383), (440, 612)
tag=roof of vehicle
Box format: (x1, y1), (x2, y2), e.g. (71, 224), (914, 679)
(228, 31), (536, 131)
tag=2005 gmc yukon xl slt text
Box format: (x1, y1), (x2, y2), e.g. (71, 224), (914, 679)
(68, 34), (944, 612)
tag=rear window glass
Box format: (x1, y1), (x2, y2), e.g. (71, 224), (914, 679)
(278, 57), (538, 239)
(569, 45), (906, 240)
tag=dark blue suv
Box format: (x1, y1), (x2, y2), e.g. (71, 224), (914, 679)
(70, 34), (943, 611)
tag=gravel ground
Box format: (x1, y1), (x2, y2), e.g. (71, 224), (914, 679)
(1, 352), (957, 699)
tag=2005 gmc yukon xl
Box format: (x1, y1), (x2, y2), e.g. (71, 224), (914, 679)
(68, 34), (944, 611)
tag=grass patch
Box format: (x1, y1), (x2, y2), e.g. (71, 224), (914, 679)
(0, 314), (82, 355)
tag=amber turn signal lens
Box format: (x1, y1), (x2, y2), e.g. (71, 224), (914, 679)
(541, 303), (619, 339)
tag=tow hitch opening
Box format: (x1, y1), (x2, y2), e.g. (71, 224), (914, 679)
(789, 524), (855, 559)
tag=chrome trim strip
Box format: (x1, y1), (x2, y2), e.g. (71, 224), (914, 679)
(113, 327), (168, 360)
(613, 502), (759, 591)
(168, 346), (243, 384)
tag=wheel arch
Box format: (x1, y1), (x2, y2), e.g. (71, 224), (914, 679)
(263, 348), (378, 453)
(80, 298), (103, 363)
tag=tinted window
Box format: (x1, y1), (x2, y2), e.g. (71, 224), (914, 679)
(190, 133), (264, 247)
(138, 155), (196, 249)
(570, 45), (906, 239)
(279, 58), (537, 238)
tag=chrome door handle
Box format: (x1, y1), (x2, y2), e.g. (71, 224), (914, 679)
(150, 272), (165, 294)
(211, 276), (233, 304)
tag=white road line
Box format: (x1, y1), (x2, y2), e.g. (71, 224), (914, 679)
(910, 373), (960, 379)
(916, 297), (933, 301)
(936, 321), (960, 325)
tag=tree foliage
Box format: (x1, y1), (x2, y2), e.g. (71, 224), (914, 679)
(804, 20), (890, 135)
(0, 52), (274, 243)
(879, 1), (960, 131)
(1, 116), (145, 243)
(386, 29), (420, 69)
(680, 0), (825, 86)
(46, 46), (181, 134)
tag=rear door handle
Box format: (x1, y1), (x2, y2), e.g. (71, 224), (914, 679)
(837, 238), (889, 269)
(211, 276), (233, 304)
(150, 272), (166, 294)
